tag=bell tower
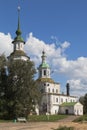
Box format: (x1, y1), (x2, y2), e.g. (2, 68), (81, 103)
(8, 6), (29, 61)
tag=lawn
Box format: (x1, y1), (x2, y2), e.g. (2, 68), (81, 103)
(28, 114), (68, 122)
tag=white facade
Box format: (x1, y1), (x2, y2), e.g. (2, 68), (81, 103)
(13, 41), (24, 51)
(74, 102), (83, 115)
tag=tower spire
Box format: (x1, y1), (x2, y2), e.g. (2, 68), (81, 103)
(16, 6), (21, 36)
(8, 6), (30, 61)
(41, 50), (47, 64)
(12, 6), (25, 44)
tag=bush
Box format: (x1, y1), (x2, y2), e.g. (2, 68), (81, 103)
(73, 115), (87, 122)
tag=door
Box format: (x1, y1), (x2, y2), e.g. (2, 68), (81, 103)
(65, 109), (69, 114)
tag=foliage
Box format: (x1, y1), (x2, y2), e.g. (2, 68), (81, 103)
(53, 126), (74, 130)
(0, 58), (41, 119)
(28, 115), (67, 122)
(83, 94), (87, 114)
(79, 94), (87, 114)
(79, 96), (84, 105)
(0, 54), (7, 68)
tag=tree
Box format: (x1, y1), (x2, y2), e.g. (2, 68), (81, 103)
(0, 59), (41, 119)
(79, 96), (84, 105)
(0, 54), (8, 119)
(83, 93), (87, 114)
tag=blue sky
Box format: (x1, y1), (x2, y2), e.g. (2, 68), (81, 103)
(0, 0), (87, 96)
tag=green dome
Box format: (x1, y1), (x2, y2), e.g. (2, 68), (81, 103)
(40, 62), (50, 68)
(13, 35), (25, 43)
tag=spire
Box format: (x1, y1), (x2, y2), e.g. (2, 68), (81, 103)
(12, 6), (25, 44)
(16, 6), (21, 36)
(41, 50), (47, 64)
(40, 50), (50, 68)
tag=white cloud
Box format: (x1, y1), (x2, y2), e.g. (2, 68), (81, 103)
(0, 32), (12, 56)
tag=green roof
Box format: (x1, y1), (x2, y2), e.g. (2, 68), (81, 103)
(60, 102), (77, 107)
(13, 35), (25, 43)
(39, 62), (50, 68)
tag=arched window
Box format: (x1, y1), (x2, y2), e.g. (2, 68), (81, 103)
(56, 98), (58, 102)
(56, 89), (58, 93)
(52, 89), (54, 93)
(44, 70), (46, 76)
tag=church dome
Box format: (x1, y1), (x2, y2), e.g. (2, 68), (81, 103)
(39, 62), (50, 68)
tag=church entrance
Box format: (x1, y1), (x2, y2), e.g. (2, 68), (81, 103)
(65, 109), (69, 114)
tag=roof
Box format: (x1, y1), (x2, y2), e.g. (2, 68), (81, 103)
(12, 35), (25, 43)
(10, 50), (28, 57)
(39, 62), (50, 68)
(60, 102), (76, 107)
(37, 78), (54, 83)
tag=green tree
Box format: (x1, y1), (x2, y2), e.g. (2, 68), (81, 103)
(83, 93), (87, 114)
(0, 55), (8, 119)
(79, 96), (84, 105)
(0, 59), (41, 119)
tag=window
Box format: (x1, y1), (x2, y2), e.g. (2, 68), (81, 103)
(44, 83), (46, 86)
(56, 89), (58, 93)
(52, 89), (54, 93)
(56, 98), (58, 102)
(44, 70), (46, 75)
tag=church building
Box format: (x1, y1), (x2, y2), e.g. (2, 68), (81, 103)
(37, 51), (83, 115)
(7, 7), (83, 116)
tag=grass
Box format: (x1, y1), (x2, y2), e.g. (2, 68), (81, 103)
(0, 119), (13, 123)
(53, 126), (74, 130)
(28, 114), (68, 122)
(73, 115), (87, 122)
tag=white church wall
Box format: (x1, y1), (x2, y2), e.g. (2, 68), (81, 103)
(74, 102), (83, 115)
(59, 106), (74, 114)
(45, 82), (60, 94)
(50, 105), (60, 115)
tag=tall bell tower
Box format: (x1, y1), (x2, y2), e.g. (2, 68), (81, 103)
(8, 6), (29, 61)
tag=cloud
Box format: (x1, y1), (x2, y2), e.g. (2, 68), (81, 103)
(0, 32), (12, 56)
